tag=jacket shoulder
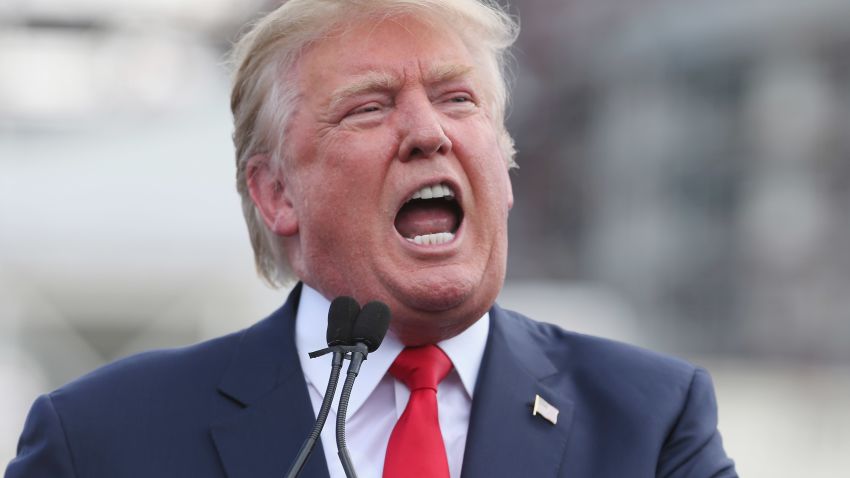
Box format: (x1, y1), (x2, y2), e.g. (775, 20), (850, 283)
(500, 306), (694, 368)
(494, 306), (701, 407)
(52, 328), (244, 403)
(492, 306), (737, 477)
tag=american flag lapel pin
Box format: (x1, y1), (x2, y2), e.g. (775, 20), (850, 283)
(532, 394), (559, 425)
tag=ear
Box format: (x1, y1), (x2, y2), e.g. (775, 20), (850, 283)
(246, 154), (299, 236)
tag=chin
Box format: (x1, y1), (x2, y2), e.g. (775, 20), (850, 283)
(386, 266), (480, 312)
(382, 267), (499, 343)
(413, 282), (474, 312)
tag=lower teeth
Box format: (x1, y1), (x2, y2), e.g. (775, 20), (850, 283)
(407, 232), (454, 245)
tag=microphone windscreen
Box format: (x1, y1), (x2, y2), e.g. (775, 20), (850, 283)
(327, 296), (360, 346)
(351, 301), (391, 352)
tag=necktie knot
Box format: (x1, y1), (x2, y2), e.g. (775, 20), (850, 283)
(390, 345), (452, 392)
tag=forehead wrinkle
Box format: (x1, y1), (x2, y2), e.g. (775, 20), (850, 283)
(328, 72), (399, 111)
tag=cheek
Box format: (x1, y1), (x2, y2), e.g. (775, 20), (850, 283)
(450, 115), (502, 159)
(453, 126), (510, 195)
(475, 163), (513, 228)
(298, 143), (390, 223)
(505, 175), (514, 210)
(323, 131), (397, 176)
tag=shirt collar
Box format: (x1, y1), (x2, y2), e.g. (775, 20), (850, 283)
(295, 284), (489, 415)
(437, 311), (489, 397)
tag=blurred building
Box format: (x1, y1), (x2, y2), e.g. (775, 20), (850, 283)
(506, 0), (850, 361)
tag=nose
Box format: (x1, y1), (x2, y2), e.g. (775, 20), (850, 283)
(397, 98), (453, 162)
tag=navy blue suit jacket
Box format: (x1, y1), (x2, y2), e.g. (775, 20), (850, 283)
(6, 284), (736, 477)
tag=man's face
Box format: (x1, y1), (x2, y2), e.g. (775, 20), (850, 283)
(271, 16), (513, 344)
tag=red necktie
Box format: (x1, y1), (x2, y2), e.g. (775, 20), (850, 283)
(383, 345), (453, 478)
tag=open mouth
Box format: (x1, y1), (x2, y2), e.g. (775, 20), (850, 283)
(394, 183), (464, 246)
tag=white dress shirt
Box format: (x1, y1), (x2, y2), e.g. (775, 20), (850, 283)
(295, 285), (489, 478)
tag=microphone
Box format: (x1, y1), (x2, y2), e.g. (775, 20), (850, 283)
(350, 301), (391, 353)
(335, 301), (391, 478)
(285, 296), (360, 478)
(327, 296), (360, 346)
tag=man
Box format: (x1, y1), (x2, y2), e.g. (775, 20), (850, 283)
(6, 0), (737, 477)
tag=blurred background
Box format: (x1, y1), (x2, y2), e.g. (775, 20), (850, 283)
(1, 0), (849, 475)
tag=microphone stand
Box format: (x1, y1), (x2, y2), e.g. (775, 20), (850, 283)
(284, 349), (344, 478)
(286, 343), (368, 478)
(335, 343), (369, 478)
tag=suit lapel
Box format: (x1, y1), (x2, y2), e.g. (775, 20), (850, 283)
(461, 305), (575, 478)
(210, 284), (331, 478)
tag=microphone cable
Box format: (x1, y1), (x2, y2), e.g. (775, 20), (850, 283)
(335, 301), (391, 478)
(284, 296), (360, 478)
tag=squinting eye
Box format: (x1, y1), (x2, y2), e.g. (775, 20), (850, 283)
(442, 93), (477, 107)
(349, 104), (382, 116)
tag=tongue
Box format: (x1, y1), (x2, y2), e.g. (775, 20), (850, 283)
(395, 201), (459, 238)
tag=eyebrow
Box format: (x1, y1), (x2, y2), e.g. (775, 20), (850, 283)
(424, 64), (474, 85)
(327, 63), (475, 111)
(328, 72), (398, 112)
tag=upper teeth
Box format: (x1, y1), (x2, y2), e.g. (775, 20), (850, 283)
(409, 184), (454, 201)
